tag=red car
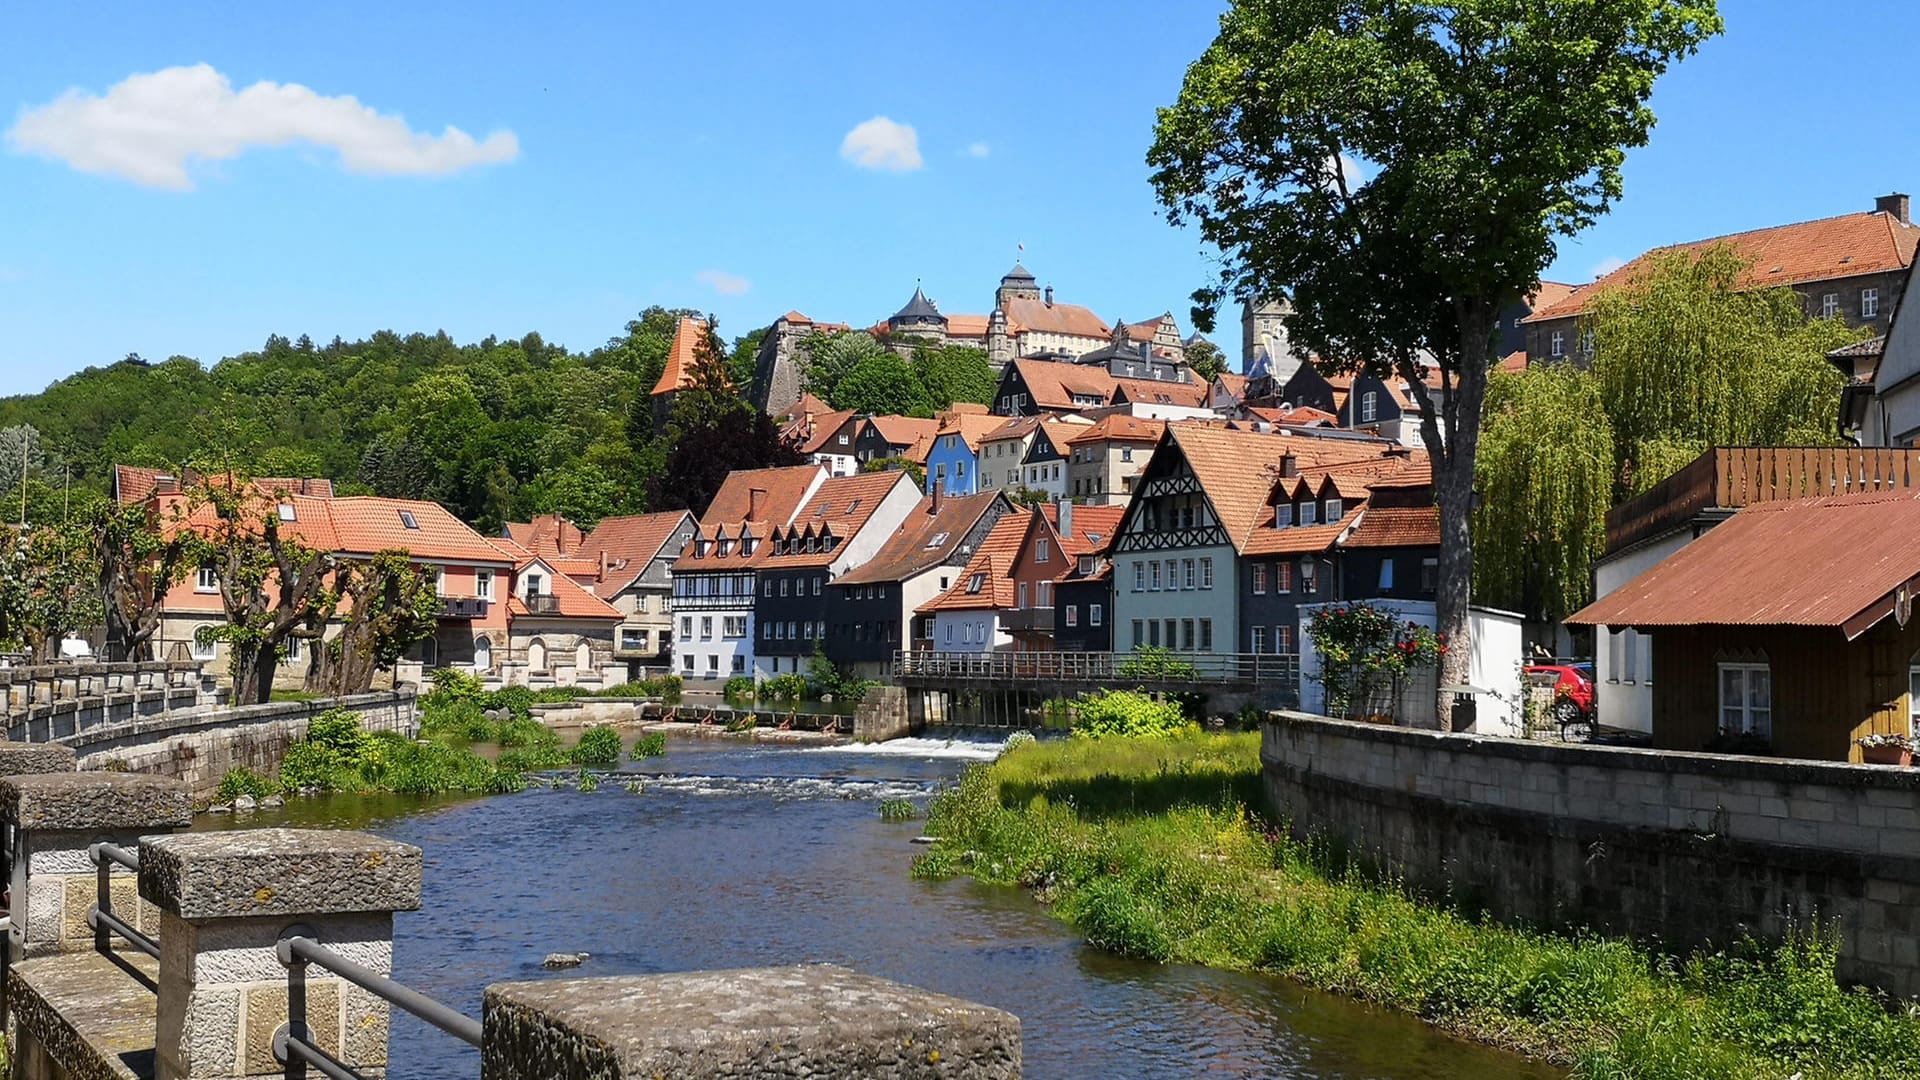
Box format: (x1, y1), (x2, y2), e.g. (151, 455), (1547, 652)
(1525, 662), (1596, 735)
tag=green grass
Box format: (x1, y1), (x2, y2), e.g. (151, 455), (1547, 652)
(914, 732), (1920, 1080)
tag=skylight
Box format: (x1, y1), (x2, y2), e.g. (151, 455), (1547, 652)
(846, 499), (861, 514)
(966, 573), (985, 594)
(926, 531), (950, 548)
(277, 503), (297, 522)
(399, 510), (419, 530)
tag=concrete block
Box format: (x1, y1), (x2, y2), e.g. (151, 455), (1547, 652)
(1760, 796), (1791, 819)
(141, 829), (422, 919)
(1, 771), (192, 830)
(483, 965), (1020, 1080)
(0, 742), (77, 776)
(1796, 798), (1837, 824)
(1779, 820), (1822, 847)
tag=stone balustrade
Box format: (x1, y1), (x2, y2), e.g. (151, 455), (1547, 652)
(0, 751), (1024, 1080)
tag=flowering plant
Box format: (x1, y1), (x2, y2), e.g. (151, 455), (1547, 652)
(1856, 732), (1915, 749)
(1306, 602), (1445, 720)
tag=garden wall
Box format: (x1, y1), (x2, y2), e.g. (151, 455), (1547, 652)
(1263, 711), (1920, 998)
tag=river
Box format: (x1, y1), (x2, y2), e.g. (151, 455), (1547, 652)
(200, 735), (1559, 1080)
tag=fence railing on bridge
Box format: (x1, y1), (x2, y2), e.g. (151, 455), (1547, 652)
(893, 649), (1299, 689)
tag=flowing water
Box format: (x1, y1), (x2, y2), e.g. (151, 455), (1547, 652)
(200, 736), (1559, 1080)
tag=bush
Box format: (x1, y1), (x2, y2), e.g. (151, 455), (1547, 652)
(595, 674), (682, 699)
(281, 709), (523, 795)
(630, 732), (667, 759)
(422, 667), (484, 708)
(570, 726), (623, 765)
(879, 798), (918, 821)
(1070, 690), (1191, 739)
(216, 767), (280, 801)
(1116, 646), (1198, 680)
(723, 675), (756, 701)
(761, 674), (808, 703)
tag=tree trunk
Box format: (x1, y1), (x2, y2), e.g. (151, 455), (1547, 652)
(1427, 308), (1497, 731)
(232, 643), (276, 706)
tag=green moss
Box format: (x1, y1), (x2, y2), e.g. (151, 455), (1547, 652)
(916, 733), (1920, 1079)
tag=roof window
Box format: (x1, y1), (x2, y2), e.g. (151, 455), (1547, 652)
(926, 531), (950, 548)
(966, 573), (985, 594)
(399, 510), (419, 530)
(846, 499), (861, 514)
(277, 502), (297, 522)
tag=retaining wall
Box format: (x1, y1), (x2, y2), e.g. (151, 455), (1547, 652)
(1262, 712), (1920, 998)
(71, 691), (416, 795)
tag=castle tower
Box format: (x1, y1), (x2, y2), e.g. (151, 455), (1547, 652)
(996, 263), (1041, 310)
(986, 308), (1014, 368)
(1240, 297), (1293, 377)
(887, 286), (948, 346)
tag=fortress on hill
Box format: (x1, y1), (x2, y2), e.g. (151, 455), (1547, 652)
(748, 264), (1204, 416)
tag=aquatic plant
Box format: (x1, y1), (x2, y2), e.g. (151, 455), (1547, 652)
(569, 726), (622, 765)
(576, 770), (599, 794)
(915, 732), (1920, 1080)
(216, 766), (281, 802)
(878, 798), (918, 822)
(630, 732), (668, 759)
(723, 675), (757, 701)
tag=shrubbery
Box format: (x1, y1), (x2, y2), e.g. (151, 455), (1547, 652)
(760, 673), (808, 703)
(1116, 646), (1198, 680)
(630, 732), (667, 759)
(723, 675), (756, 701)
(278, 708), (522, 795)
(216, 766), (281, 801)
(1070, 690), (1191, 739)
(569, 726), (623, 765)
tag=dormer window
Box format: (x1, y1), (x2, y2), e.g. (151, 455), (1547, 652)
(1274, 504), (1293, 529)
(1359, 391), (1378, 423)
(1078, 556), (1094, 574)
(926, 531), (950, 548)
(1300, 502), (1318, 526)
(718, 539), (733, 557)
(1326, 497), (1343, 519)
(696, 539), (711, 557)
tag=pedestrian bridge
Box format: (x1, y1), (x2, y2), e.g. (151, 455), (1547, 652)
(891, 650), (1299, 695)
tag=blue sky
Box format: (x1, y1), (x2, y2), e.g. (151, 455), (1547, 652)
(3, 1), (1916, 396)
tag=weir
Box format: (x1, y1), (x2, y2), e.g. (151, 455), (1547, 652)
(0, 742), (1023, 1080)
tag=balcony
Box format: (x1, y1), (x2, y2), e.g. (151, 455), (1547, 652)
(524, 593), (560, 615)
(1001, 607), (1055, 634)
(439, 596), (489, 619)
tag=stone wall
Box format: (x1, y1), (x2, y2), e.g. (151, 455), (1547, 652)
(69, 691), (416, 795)
(1262, 711), (1920, 997)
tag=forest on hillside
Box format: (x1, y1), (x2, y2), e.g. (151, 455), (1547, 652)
(0, 308), (867, 530)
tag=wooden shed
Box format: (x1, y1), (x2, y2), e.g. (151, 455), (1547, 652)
(1570, 490), (1920, 762)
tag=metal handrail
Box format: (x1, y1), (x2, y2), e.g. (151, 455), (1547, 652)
(278, 926), (480, 1053)
(87, 841), (159, 961)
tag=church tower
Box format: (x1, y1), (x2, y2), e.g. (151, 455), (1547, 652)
(1240, 297), (1294, 378)
(986, 308), (1014, 368)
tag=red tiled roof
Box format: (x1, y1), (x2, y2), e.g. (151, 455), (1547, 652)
(1528, 211), (1920, 323)
(674, 466), (825, 572)
(865, 415), (939, 450)
(1342, 506), (1441, 549)
(1496, 350), (1529, 375)
(1056, 505), (1125, 558)
(793, 410), (858, 454)
(1527, 281), (1580, 313)
(650, 316), (711, 397)
(1067, 414), (1166, 445)
(157, 491), (516, 566)
(115, 465), (333, 507)
(934, 413), (1008, 452)
(918, 513), (1029, 613)
(507, 558), (623, 621)
(1112, 377), (1208, 409)
(945, 314), (991, 339)
(832, 491), (1008, 586)
(1005, 360), (1116, 411)
(1242, 509), (1362, 556)
(775, 392), (834, 425)
(1213, 372), (1249, 398)
(502, 513), (585, 558)
(750, 471), (913, 569)
(1164, 427), (1411, 552)
(1569, 489), (1920, 638)
(1004, 297), (1109, 339)
(577, 510), (694, 593)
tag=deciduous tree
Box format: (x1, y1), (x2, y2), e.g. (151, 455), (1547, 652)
(910, 345), (997, 409)
(835, 353), (934, 417)
(1149, 0), (1719, 720)
(304, 550), (440, 697)
(95, 500), (191, 661)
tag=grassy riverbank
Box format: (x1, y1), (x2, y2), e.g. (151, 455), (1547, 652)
(913, 733), (1920, 1080)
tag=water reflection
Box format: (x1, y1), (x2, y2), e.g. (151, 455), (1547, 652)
(198, 740), (1559, 1080)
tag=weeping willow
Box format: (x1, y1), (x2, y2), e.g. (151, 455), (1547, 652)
(1474, 365), (1614, 622)
(1588, 244), (1861, 497)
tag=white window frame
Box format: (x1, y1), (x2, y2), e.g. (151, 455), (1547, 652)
(1065, 605), (1079, 628)
(1864, 288), (1881, 319)
(1274, 504), (1292, 528)
(1133, 562), (1146, 592)
(1359, 391), (1378, 423)
(1200, 558), (1213, 589)
(476, 570), (494, 601)
(1821, 293), (1839, 319)
(195, 567), (219, 593)
(190, 625), (219, 661)
(1251, 625), (1268, 654)
(1090, 604), (1102, 627)
(1550, 330), (1564, 357)
(1252, 563), (1267, 594)
(1717, 662), (1772, 739)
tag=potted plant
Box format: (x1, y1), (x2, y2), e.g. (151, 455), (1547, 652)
(1857, 732), (1914, 767)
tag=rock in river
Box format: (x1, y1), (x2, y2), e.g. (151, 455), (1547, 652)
(542, 952), (591, 969)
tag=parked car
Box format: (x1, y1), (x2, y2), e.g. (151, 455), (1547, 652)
(1525, 661), (1595, 737)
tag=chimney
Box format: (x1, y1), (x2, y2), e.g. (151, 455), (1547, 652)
(747, 488), (768, 522)
(1279, 453), (1299, 478)
(154, 473), (178, 495)
(1056, 497), (1072, 541)
(598, 549), (609, 582)
(1044, 285), (1054, 307)
(931, 479), (944, 515)
(1878, 193), (1911, 225)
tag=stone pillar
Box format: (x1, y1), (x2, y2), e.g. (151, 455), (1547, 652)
(1, 769), (189, 960)
(140, 828), (423, 1079)
(481, 964), (1021, 1079)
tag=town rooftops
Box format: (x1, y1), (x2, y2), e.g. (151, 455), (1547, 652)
(917, 513), (1030, 613)
(1068, 414), (1166, 445)
(576, 510), (695, 594)
(891, 286), (945, 323)
(156, 488), (517, 566)
(114, 465), (333, 506)
(1527, 201), (1920, 324)
(506, 557), (622, 621)
(1156, 425), (1408, 552)
(792, 409), (859, 455)
(502, 513), (585, 558)
(1003, 296), (1108, 339)
(1570, 489), (1920, 640)
(1007, 359), (1116, 410)
(650, 316), (711, 397)
(933, 412), (1010, 452)
(1112, 376), (1208, 408)
(752, 470), (912, 569)
(1054, 504), (1125, 558)
(831, 491), (1007, 587)
(674, 465), (826, 572)
(1341, 506), (1442, 548)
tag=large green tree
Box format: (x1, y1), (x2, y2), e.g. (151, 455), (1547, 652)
(1148, 0), (1719, 717)
(835, 353), (935, 417)
(910, 344), (997, 409)
(1185, 339), (1228, 383)
(1473, 365), (1614, 623)
(95, 500), (191, 662)
(801, 331), (892, 405)
(1590, 245), (1858, 496)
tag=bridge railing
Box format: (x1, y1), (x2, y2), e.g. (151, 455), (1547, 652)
(893, 649), (1300, 687)
(276, 931), (480, 1078)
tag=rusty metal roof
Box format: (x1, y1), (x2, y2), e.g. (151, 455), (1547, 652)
(1571, 489), (1920, 638)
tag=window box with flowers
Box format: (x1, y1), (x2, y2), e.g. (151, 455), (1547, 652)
(1857, 732), (1914, 767)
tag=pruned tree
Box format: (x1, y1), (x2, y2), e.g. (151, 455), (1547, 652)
(1148, 0), (1719, 721)
(179, 478), (338, 705)
(95, 500), (191, 662)
(304, 550), (440, 697)
(0, 522), (102, 661)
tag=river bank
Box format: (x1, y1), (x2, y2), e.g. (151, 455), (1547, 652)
(195, 736), (1556, 1080)
(912, 732), (1920, 1080)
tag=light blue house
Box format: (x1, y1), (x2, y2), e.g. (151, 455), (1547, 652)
(924, 415), (997, 497)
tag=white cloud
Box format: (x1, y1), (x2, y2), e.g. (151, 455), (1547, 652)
(966, 141), (990, 158)
(6, 63), (519, 190)
(840, 116), (922, 172)
(1590, 256), (1629, 279)
(695, 269), (751, 296)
